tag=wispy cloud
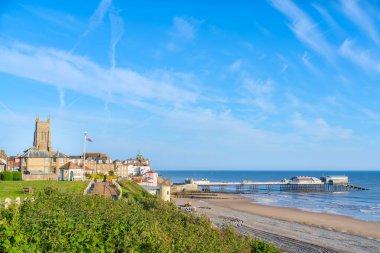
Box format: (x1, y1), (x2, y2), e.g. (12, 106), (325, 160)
(270, 0), (333, 58)
(0, 42), (197, 106)
(339, 39), (380, 73)
(228, 59), (243, 73)
(301, 52), (319, 74)
(362, 108), (380, 124)
(312, 3), (343, 33)
(340, 0), (380, 46)
(291, 112), (352, 140)
(83, 0), (112, 37)
(57, 86), (65, 108)
(167, 16), (201, 51)
(243, 77), (273, 95)
(71, 0), (113, 52)
(228, 60), (276, 114)
(105, 9), (124, 112)
(0, 101), (15, 116)
(170, 16), (198, 41)
(22, 5), (77, 30)
(241, 76), (276, 113)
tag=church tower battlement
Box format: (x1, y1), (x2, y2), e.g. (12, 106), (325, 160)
(33, 116), (52, 153)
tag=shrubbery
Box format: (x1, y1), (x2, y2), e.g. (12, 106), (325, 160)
(0, 186), (279, 252)
(12, 171), (22, 181)
(0, 171), (21, 181)
(85, 173), (117, 180)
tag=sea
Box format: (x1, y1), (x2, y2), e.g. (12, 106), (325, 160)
(158, 170), (380, 222)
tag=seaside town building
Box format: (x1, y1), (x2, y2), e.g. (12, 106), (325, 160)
(18, 117), (71, 176)
(19, 148), (69, 174)
(5, 116), (154, 181)
(0, 150), (6, 171)
(144, 171), (158, 186)
(33, 117), (52, 152)
(112, 153), (151, 178)
(59, 162), (91, 181)
(6, 156), (20, 171)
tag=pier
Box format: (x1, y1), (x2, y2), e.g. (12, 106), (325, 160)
(185, 176), (368, 193)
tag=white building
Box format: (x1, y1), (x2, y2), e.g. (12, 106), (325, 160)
(321, 175), (348, 184)
(290, 176), (322, 184)
(59, 162), (84, 181)
(144, 170), (158, 186)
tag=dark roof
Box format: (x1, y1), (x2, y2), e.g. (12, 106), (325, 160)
(20, 147), (50, 158)
(69, 155), (82, 159)
(51, 151), (68, 158)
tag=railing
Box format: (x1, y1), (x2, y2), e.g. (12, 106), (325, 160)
(83, 179), (94, 195)
(112, 179), (122, 200)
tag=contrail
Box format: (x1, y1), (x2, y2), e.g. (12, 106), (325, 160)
(71, 0), (113, 53)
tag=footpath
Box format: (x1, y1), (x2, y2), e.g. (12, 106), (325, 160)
(88, 181), (119, 200)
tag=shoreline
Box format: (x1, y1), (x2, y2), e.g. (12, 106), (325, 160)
(210, 194), (380, 239)
(174, 193), (380, 253)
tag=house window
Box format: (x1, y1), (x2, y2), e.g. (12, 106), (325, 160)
(59, 158), (63, 163)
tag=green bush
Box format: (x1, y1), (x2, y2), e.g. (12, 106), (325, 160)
(0, 189), (279, 252)
(12, 171), (22, 181)
(0, 172), (13, 181)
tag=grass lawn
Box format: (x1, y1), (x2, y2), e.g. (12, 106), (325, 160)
(0, 181), (88, 200)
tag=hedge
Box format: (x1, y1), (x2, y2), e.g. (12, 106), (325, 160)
(0, 171), (22, 181)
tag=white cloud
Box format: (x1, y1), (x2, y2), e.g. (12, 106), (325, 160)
(83, 0), (113, 37)
(340, 0), (380, 46)
(170, 16), (198, 41)
(339, 39), (380, 73)
(243, 77), (273, 95)
(312, 3), (343, 33)
(291, 112), (352, 140)
(301, 52), (319, 74)
(228, 59), (243, 73)
(0, 101), (15, 116)
(167, 16), (201, 51)
(286, 92), (299, 107)
(362, 108), (380, 124)
(0, 42), (197, 106)
(57, 87), (65, 108)
(22, 5), (77, 30)
(270, 0), (333, 58)
(252, 98), (276, 113)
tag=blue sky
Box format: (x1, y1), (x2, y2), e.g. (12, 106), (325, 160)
(0, 0), (379, 170)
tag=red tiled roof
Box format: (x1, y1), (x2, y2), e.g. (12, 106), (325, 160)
(60, 162), (81, 170)
(60, 162), (91, 170)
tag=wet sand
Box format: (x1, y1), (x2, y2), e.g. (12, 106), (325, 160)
(174, 194), (380, 253)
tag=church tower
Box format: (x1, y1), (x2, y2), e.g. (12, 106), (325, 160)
(33, 116), (52, 153)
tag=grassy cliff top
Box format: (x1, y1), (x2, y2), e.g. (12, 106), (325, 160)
(0, 181), (87, 200)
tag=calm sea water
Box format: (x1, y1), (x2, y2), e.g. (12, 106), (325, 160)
(158, 170), (380, 222)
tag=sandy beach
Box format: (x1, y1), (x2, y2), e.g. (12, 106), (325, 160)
(174, 193), (380, 253)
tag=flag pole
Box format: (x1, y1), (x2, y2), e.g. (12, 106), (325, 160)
(83, 131), (87, 181)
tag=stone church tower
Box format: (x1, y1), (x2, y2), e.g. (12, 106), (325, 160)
(33, 117), (52, 153)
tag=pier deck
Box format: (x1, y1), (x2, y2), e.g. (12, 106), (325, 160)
(191, 181), (368, 193)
